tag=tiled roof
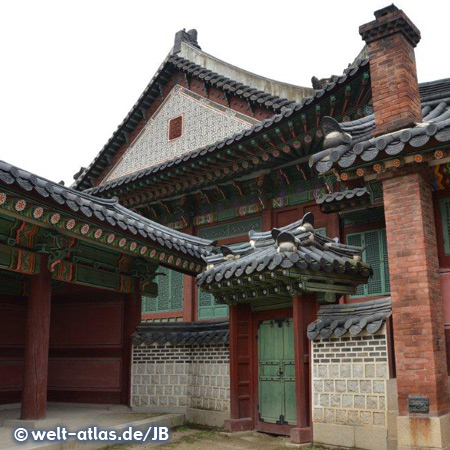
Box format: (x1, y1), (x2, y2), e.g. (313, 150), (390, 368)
(0, 160), (214, 259)
(307, 297), (391, 340)
(196, 212), (371, 287)
(170, 55), (297, 111)
(86, 59), (370, 195)
(74, 51), (318, 191)
(310, 78), (450, 173)
(132, 320), (229, 346)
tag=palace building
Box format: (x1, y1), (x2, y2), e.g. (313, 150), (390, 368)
(1, 4), (450, 449)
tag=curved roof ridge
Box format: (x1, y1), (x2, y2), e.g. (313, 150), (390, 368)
(178, 41), (314, 101)
(74, 42), (316, 191)
(85, 58), (370, 196)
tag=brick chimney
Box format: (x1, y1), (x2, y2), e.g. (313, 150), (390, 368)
(360, 5), (422, 136)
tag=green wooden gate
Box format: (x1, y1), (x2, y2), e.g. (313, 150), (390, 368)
(258, 318), (297, 425)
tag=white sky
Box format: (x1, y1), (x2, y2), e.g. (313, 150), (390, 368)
(1, 0), (449, 185)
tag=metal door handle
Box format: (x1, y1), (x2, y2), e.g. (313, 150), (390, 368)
(277, 369), (284, 376)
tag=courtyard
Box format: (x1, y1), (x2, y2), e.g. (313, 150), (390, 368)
(150, 427), (333, 450)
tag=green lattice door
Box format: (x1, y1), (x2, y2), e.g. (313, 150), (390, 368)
(347, 229), (390, 297)
(440, 198), (450, 254)
(258, 318), (296, 425)
(198, 289), (228, 319)
(141, 267), (184, 313)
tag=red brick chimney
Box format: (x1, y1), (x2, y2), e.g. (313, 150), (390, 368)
(360, 4), (422, 136)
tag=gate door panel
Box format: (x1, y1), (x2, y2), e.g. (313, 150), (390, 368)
(258, 318), (297, 425)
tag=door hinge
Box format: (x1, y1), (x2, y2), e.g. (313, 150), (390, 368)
(276, 414), (288, 425)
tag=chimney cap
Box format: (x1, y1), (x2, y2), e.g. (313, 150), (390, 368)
(359, 4), (421, 48)
(374, 4), (399, 19)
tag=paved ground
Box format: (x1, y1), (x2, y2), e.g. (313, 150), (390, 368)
(0, 404), (181, 450)
(0, 406), (337, 450)
(145, 427), (332, 450)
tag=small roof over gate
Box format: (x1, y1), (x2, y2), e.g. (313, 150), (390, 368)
(197, 213), (372, 305)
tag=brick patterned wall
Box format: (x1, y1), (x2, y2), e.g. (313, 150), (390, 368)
(131, 343), (230, 412)
(382, 168), (449, 415)
(312, 329), (389, 428)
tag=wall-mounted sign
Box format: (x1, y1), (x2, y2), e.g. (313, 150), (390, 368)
(408, 396), (429, 414)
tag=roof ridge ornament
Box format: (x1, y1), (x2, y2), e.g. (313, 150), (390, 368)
(173, 28), (201, 54)
(321, 116), (352, 150)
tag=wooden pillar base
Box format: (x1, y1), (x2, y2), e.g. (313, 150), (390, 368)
(290, 427), (311, 444)
(224, 418), (254, 432)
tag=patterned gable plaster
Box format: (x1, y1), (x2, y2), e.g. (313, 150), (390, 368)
(104, 85), (259, 183)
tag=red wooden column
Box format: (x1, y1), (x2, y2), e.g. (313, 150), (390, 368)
(122, 279), (143, 405)
(182, 275), (196, 322)
(21, 255), (52, 420)
(262, 203), (273, 231)
(224, 303), (254, 432)
(290, 295), (314, 444)
(182, 226), (196, 322)
(381, 167), (450, 446)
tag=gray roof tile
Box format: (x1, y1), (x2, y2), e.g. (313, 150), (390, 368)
(310, 78), (450, 173)
(316, 187), (369, 205)
(132, 321), (229, 346)
(307, 297), (391, 340)
(0, 160), (214, 259)
(197, 212), (371, 287)
(85, 59), (370, 195)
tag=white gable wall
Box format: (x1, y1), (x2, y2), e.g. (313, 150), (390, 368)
(178, 42), (314, 103)
(103, 85), (259, 183)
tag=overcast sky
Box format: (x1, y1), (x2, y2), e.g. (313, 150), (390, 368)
(1, 0), (449, 186)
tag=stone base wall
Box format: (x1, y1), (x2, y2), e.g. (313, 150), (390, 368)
(131, 343), (230, 414)
(311, 327), (390, 450)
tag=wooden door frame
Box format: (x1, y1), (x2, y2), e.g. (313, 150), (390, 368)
(252, 307), (295, 436)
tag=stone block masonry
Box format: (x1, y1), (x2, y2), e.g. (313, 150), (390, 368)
(312, 329), (389, 429)
(131, 343), (230, 413)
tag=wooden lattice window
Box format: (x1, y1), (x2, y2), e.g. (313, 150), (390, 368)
(141, 266), (184, 313)
(347, 228), (390, 297)
(315, 227), (327, 237)
(440, 198), (450, 255)
(197, 217), (262, 241)
(197, 217), (262, 319)
(168, 116), (183, 141)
